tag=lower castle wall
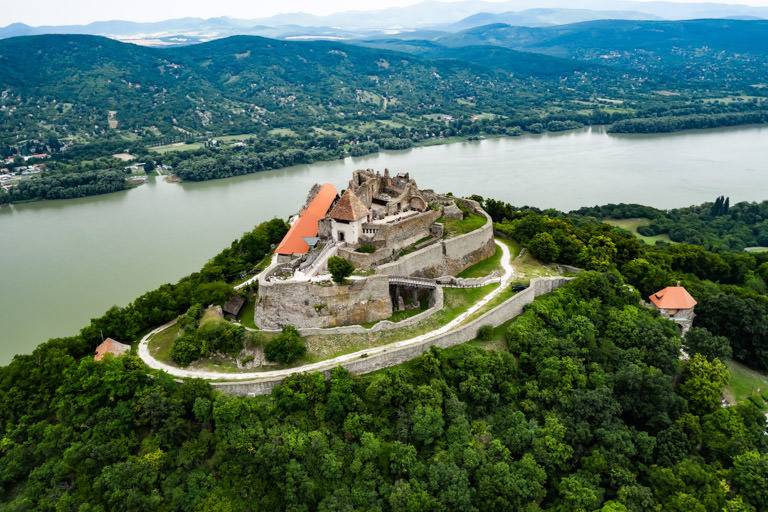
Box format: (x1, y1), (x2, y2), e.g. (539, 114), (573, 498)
(258, 287), (444, 336)
(214, 276), (573, 396)
(255, 275), (392, 330)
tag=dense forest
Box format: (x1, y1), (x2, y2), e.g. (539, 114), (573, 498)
(485, 197), (768, 371)
(1, 200), (768, 509)
(572, 198), (768, 251)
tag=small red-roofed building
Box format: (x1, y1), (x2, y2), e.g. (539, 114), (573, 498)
(649, 284), (697, 334)
(94, 338), (131, 361)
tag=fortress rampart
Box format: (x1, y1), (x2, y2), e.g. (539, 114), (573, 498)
(214, 276), (573, 397)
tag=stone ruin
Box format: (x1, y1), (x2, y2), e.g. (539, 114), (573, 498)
(254, 169), (496, 330)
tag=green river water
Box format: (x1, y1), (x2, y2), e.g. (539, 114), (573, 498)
(1, 125), (767, 363)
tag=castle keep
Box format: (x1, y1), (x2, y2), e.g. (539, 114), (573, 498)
(255, 169), (495, 330)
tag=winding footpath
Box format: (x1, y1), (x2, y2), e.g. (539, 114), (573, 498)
(138, 240), (514, 381)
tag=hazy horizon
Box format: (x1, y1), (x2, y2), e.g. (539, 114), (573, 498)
(5, 0), (768, 27)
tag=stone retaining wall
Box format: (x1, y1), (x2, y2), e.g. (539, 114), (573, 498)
(376, 208), (495, 278)
(259, 287), (444, 336)
(213, 276), (572, 396)
(254, 275), (392, 330)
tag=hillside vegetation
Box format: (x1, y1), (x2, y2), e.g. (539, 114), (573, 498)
(2, 197), (768, 509)
(2, 22), (768, 203)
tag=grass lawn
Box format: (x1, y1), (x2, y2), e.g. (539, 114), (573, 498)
(151, 142), (204, 154)
(468, 319), (514, 352)
(267, 128), (298, 137)
(604, 218), (673, 245)
(200, 307), (225, 326)
(456, 238), (521, 280)
(458, 244), (502, 278)
(439, 213), (487, 238)
(235, 253), (273, 287)
(512, 251), (561, 284)
(464, 282), (524, 324)
(360, 307), (426, 329)
(237, 297), (257, 329)
(148, 323), (180, 362)
(724, 359), (768, 410)
(218, 133), (260, 142)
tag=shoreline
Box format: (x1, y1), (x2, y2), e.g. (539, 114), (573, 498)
(4, 120), (768, 209)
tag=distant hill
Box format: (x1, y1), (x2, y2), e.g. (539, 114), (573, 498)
(435, 18), (768, 55)
(3, 1), (768, 45)
(354, 39), (596, 76)
(442, 8), (663, 30)
(0, 33), (605, 149)
(421, 18), (768, 85)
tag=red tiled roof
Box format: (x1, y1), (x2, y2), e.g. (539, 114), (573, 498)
(329, 189), (369, 222)
(94, 338), (131, 361)
(649, 286), (697, 310)
(275, 183), (338, 255)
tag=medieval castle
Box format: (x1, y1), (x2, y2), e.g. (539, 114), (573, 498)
(254, 169), (496, 330)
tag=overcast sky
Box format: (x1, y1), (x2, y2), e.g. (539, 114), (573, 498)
(4, 0), (768, 26)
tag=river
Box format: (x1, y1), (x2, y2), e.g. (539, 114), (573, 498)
(1, 125), (767, 363)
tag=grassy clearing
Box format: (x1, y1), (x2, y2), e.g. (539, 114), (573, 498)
(218, 133), (260, 142)
(512, 251), (561, 284)
(604, 218), (673, 245)
(439, 213), (487, 238)
(468, 320), (512, 352)
(200, 307), (225, 326)
(458, 244), (502, 278)
(376, 119), (407, 128)
(302, 284), (498, 363)
(464, 283), (525, 324)
(724, 359), (768, 411)
(360, 307), (426, 329)
(267, 128), (297, 137)
(148, 323), (180, 362)
(151, 142), (204, 154)
(237, 297), (257, 329)
(235, 253), (273, 287)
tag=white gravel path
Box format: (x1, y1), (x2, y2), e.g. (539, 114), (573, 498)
(138, 240), (513, 381)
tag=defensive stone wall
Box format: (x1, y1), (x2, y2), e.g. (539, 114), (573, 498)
(376, 208), (494, 278)
(254, 275), (392, 330)
(213, 276), (572, 396)
(367, 209), (440, 248)
(377, 243), (444, 277)
(258, 286), (444, 336)
(336, 247), (394, 269)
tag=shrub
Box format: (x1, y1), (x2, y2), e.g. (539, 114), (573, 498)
(356, 243), (376, 254)
(170, 334), (201, 367)
(265, 326), (307, 363)
(478, 325), (494, 341)
(328, 256), (355, 283)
